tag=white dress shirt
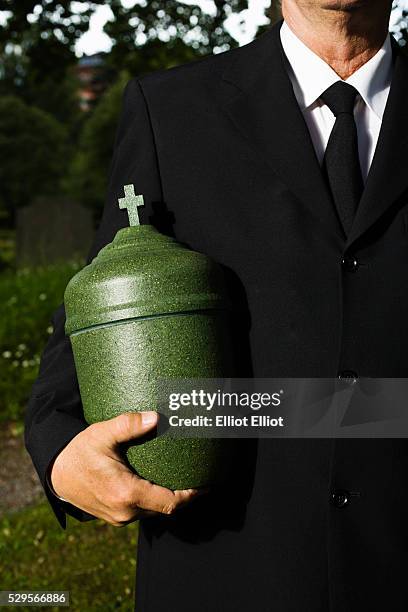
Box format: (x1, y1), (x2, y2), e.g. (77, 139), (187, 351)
(280, 21), (393, 182)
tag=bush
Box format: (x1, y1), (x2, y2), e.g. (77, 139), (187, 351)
(0, 96), (71, 218)
(0, 262), (82, 423)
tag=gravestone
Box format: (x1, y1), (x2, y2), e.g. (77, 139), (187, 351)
(16, 196), (95, 267)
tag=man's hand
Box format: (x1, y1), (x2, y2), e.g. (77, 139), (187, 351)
(50, 411), (201, 526)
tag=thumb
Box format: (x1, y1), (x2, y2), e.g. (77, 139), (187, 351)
(103, 411), (158, 446)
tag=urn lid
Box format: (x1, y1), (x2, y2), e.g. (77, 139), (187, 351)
(64, 186), (231, 335)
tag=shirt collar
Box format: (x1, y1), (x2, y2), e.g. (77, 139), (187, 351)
(280, 20), (393, 120)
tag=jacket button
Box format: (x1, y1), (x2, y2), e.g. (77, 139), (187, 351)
(338, 370), (358, 383)
(331, 489), (350, 508)
(342, 256), (359, 272)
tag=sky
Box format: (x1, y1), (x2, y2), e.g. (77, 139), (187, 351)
(0, 1), (407, 56)
(76, 0), (270, 56)
(74, 0), (408, 56)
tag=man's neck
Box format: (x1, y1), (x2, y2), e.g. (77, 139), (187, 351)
(282, 1), (391, 79)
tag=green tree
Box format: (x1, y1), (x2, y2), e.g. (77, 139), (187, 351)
(0, 1), (96, 124)
(104, 0), (248, 76)
(0, 1), (249, 120)
(392, 1), (408, 47)
(0, 96), (70, 221)
(0, 1), (252, 224)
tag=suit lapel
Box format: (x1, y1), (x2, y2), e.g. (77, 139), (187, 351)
(219, 20), (344, 241)
(347, 41), (408, 248)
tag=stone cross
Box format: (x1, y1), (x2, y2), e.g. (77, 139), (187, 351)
(118, 184), (145, 226)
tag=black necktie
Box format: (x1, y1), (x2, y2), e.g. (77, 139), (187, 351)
(321, 81), (364, 236)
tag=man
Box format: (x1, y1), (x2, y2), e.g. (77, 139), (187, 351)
(25, 1), (408, 609)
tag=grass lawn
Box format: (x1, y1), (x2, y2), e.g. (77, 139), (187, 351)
(0, 501), (139, 611)
(0, 260), (83, 423)
(0, 252), (139, 610)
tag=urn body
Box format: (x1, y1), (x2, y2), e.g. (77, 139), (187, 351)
(64, 225), (233, 489)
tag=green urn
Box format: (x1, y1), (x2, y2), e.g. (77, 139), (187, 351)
(64, 185), (234, 490)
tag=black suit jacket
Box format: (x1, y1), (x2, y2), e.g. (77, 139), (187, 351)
(25, 20), (408, 611)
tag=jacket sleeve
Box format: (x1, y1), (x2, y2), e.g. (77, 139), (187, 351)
(24, 77), (163, 529)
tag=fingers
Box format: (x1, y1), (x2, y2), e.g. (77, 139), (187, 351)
(113, 509), (158, 526)
(102, 486), (198, 526)
(107, 509), (158, 527)
(92, 411), (158, 448)
(54, 411), (210, 529)
(126, 475), (200, 515)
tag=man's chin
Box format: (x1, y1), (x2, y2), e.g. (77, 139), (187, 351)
(320, 0), (371, 10)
